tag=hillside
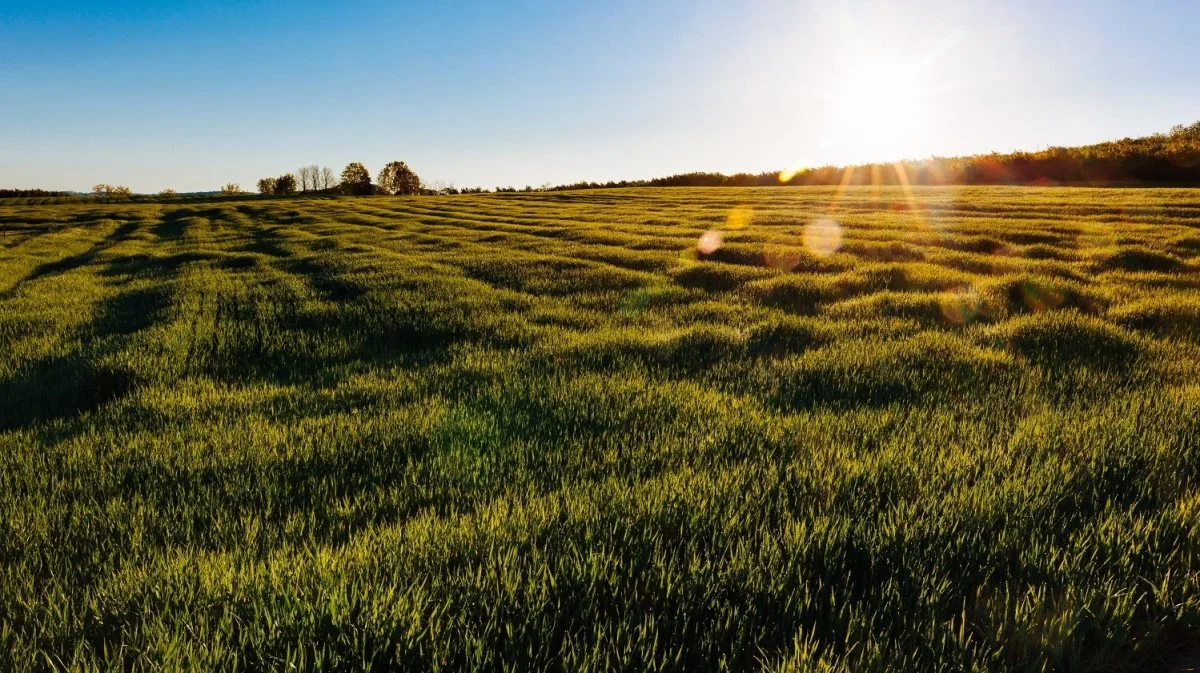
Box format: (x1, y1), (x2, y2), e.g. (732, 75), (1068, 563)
(553, 122), (1200, 189)
(2, 188), (1200, 670)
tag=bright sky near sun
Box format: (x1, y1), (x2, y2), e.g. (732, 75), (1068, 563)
(1, 0), (1198, 193)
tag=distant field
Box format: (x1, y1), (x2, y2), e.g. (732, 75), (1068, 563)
(3, 187), (1200, 671)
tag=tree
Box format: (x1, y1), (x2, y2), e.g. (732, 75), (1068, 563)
(318, 167), (338, 190)
(377, 161), (422, 195)
(297, 165), (320, 192)
(275, 173), (297, 195)
(340, 162), (372, 195)
(160, 188), (177, 197)
(257, 177), (277, 195)
(220, 183), (243, 196)
(93, 184), (131, 198)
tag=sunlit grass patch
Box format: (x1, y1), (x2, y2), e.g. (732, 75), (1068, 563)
(769, 332), (1018, 408)
(550, 324), (744, 373)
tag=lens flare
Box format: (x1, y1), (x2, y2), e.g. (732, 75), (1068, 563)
(725, 206), (753, 231)
(764, 247), (803, 271)
(940, 288), (982, 325)
(1019, 281), (1063, 313)
(803, 219), (842, 257)
(778, 159), (810, 184)
(697, 230), (723, 255)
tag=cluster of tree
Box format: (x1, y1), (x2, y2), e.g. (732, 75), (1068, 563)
(0, 189), (71, 197)
(254, 161), (424, 197)
(220, 183), (244, 196)
(297, 165), (338, 191)
(259, 167), (332, 195)
(257, 174), (296, 195)
(548, 121), (1200, 190)
(92, 184), (133, 197)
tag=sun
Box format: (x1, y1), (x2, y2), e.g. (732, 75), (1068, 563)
(833, 62), (926, 160)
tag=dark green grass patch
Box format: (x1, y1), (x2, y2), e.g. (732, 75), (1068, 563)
(1094, 245), (1187, 273)
(669, 261), (778, 292)
(984, 311), (1145, 370)
(1110, 296), (1200, 341)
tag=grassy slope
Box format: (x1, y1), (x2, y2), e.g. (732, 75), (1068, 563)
(1, 187), (1200, 671)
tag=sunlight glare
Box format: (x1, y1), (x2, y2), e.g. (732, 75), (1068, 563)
(836, 62), (924, 158)
(939, 288), (981, 325)
(697, 230), (724, 255)
(725, 206), (753, 230)
(803, 219), (842, 257)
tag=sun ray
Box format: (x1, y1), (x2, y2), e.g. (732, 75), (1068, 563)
(830, 164), (856, 213)
(892, 161), (926, 228)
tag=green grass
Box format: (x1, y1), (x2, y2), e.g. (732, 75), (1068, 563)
(1, 186), (1199, 671)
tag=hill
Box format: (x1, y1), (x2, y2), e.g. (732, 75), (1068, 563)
(553, 121), (1200, 190)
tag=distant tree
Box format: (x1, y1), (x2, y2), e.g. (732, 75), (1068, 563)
(377, 161), (422, 195)
(93, 184), (131, 198)
(257, 177), (277, 195)
(160, 188), (177, 197)
(340, 162), (373, 195)
(1171, 121), (1200, 139)
(0, 189), (70, 197)
(318, 167), (338, 191)
(220, 183), (243, 196)
(297, 165), (321, 192)
(275, 173), (297, 195)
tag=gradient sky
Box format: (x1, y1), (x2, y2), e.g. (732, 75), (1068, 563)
(2, 0), (1198, 193)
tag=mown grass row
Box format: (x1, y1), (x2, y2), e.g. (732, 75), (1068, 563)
(1, 187), (1199, 671)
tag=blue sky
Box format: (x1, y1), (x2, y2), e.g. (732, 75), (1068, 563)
(2, 0), (1198, 192)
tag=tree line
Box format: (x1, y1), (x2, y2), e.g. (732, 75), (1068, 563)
(0, 189), (72, 198)
(549, 121), (1200, 190)
(11, 121), (1199, 199)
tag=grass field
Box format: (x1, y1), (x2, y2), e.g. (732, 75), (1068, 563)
(2, 186), (1200, 671)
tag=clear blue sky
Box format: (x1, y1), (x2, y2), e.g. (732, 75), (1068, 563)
(2, 0), (1198, 192)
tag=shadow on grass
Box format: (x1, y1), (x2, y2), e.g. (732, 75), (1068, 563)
(1, 222), (140, 300)
(0, 356), (133, 431)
